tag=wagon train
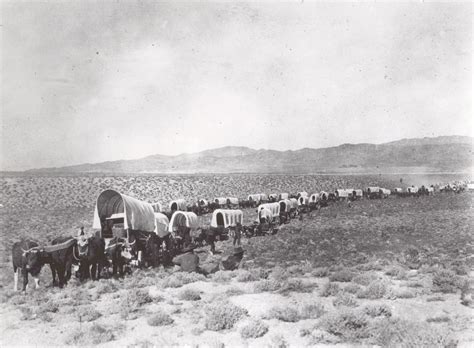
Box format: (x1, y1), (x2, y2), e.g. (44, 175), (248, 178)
(12, 178), (463, 291)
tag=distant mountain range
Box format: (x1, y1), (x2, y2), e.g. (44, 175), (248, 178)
(28, 136), (473, 174)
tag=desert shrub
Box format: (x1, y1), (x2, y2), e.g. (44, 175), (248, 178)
(357, 280), (387, 299)
(286, 264), (303, 275)
(0, 290), (18, 304)
(320, 309), (370, 341)
(265, 306), (300, 322)
(426, 315), (451, 323)
(270, 334), (288, 348)
(270, 266), (288, 281)
(370, 317), (453, 347)
(95, 280), (118, 295)
(19, 307), (35, 321)
(344, 283), (363, 294)
(320, 282), (341, 297)
(119, 289), (153, 320)
(363, 304), (392, 318)
(211, 271), (233, 283)
(426, 295), (446, 302)
(329, 269), (355, 282)
(304, 328), (341, 345)
(388, 288), (416, 299)
(178, 288), (201, 301)
(204, 301), (247, 331)
(39, 300), (59, 313)
(235, 269), (259, 282)
(352, 272), (380, 286)
(38, 312), (53, 322)
(278, 278), (314, 295)
(147, 310), (174, 326)
(432, 269), (461, 293)
(240, 319), (269, 339)
(253, 279), (281, 293)
(76, 305), (102, 322)
(385, 265), (407, 279)
(452, 264), (469, 276)
(299, 302), (326, 319)
(357, 260), (384, 272)
(225, 286), (245, 296)
(333, 292), (358, 307)
(66, 323), (116, 345)
(162, 272), (205, 288)
(312, 267), (330, 277)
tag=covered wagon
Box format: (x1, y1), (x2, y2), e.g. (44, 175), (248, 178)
(154, 213), (170, 238)
(93, 189), (156, 239)
(257, 202), (280, 221)
(211, 209), (243, 229)
(366, 187), (381, 199)
(226, 197), (239, 208)
(268, 193), (279, 202)
(352, 189), (363, 200)
(151, 202), (163, 213)
(297, 191), (308, 198)
(379, 188), (391, 198)
(309, 193), (320, 204)
(169, 199), (187, 212)
(214, 197), (227, 207)
(168, 211), (199, 250)
(407, 186), (419, 195)
(279, 193), (289, 200)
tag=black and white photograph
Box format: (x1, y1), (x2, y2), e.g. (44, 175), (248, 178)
(1, 1), (473, 347)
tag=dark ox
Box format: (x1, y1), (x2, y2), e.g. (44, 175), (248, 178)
(74, 234), (106, 281)
(12, 240), (44, 291)
(48, 236), (77, 287)
(104, 237), (131, 278)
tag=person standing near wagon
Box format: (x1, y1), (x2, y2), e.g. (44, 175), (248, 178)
(233, 222), (242, 247)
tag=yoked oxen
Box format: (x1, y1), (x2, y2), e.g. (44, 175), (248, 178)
(73, 233), (106, 281)
(12, 237), (77, 291)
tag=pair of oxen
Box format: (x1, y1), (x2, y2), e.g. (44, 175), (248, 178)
(11, 232), (151, 292)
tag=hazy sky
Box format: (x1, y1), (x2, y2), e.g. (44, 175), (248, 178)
(1, 1), (472, 170)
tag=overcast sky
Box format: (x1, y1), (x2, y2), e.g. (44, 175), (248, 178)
(1, 1), (472, 170)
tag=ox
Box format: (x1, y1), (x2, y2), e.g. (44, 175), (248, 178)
(12, 240), (42, 291)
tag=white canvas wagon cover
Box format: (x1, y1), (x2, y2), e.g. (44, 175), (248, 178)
(279, 193), (289, 200)
(257, 202), (280, 217)
(169, 199), (187, 211)
(298, 195), (309, 205)
(211, 209), (243, 228)
(258, 208), (273, 222)
(154, 212), (170, 238)
(93, 189), (156, 233)
(353, 189), (363, 197)
(226, 197), (239, 205)
(309, 193), (320, 203)
(214, 197), (227, 205)
(168, 211), (199, 232)
(151, 202), (162, 213)
(279, 199), (292, 212)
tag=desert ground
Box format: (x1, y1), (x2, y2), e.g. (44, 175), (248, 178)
(0, 173), (473, 347)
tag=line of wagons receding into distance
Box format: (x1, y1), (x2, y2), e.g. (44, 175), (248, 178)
(12, 181), (469, 291)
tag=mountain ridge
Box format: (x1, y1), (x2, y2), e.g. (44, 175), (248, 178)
(27, 136), (473, 174)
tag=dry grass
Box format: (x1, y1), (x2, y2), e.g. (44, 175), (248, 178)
(320, 282), (341, 297)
